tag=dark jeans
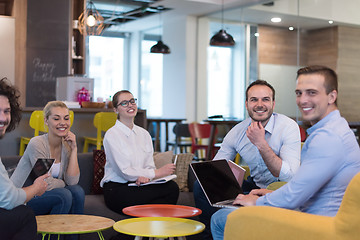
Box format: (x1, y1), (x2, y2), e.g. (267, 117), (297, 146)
(103, 180), (179, 214)
(0, 205), (37, 240)
(27, 185), (85, 215)
(193, 178), (259, 240)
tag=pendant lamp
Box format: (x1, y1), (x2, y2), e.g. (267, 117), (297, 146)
(150, 40), (170, 54)
(210, 0), (235, 46)
(78, 1), (104, 36)
(150, 7), (171, 54)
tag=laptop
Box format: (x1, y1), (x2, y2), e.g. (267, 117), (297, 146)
(190, 159), (245, 209)
(228, 160), (246, 187)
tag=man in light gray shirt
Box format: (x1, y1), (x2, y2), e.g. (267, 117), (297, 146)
(194, 80), (301, 240)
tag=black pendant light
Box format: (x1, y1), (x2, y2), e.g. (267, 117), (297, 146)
(210, 0), (235, 47)
(150, 6), (171, 54)
(150, 40), (170, 54)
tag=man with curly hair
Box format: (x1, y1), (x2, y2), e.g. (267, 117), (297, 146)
(0, 78), (48, 240)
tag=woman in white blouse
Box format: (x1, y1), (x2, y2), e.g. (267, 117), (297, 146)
(100, 90), (179, 213)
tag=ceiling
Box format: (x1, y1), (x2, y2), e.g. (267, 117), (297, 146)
(91, 0), (269, 31)
(92, 0), (171, 27)
(90, 0), (357, 33)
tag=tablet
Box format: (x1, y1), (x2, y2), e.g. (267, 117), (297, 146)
(29, 158), (55, 180)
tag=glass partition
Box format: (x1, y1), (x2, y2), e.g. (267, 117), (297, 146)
(207, 0), (360, 122)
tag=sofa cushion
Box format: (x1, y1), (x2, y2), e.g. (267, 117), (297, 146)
(174, 153), (194, 192)
(78, 152), (94, 195)
(92, 150), (106, 194)
(153, 150), (173, 168)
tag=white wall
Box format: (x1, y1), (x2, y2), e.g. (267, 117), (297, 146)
(162, 14), (198, 121)
(0, 16), (15, 84)
(258, 63), (299, 118)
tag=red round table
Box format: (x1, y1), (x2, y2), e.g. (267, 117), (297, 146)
(122, 204), (202, 218)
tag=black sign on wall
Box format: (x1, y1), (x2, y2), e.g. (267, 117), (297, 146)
(26, 0), (70, 107)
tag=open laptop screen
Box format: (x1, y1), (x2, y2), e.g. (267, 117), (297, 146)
(191, 160), (243, 205)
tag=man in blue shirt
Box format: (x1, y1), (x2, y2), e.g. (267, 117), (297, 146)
(211, 66), (360, 240)
(194, 80), (301, 239)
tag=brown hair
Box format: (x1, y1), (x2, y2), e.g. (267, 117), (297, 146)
(297, 65), (338, 104)
(0, 78), (21, 132)
(112, 90), (133, 120)
(112, 90), (133, 108)
(246, 79), (275, 101)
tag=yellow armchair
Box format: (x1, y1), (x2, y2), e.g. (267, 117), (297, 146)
(224, 172), (360, 240)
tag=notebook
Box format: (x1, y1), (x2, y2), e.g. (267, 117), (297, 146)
(190, 159), (244, 209)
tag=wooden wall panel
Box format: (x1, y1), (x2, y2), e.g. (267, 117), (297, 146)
(258, 25), (307, 66)
(258, 24), (360, 122)
(306, 27), (338, 71)
(337, 26), (360, 121)
(13, 0), (27, 107)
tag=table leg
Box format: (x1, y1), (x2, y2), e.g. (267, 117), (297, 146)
(135, 236), (143, 240)
(206, 124), (217, 161)
(97, 230), (105, 240)
(165, 122), (169, 151)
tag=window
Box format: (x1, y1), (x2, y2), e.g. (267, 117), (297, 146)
(207, 47), (233, 117)
(88, 36), (125, 102)
(140, 39), (163, 117)
(207, 22), (250, 119)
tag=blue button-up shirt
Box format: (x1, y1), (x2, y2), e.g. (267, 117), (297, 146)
(257, 110), (360, 216)
(215, 113), (301, 188)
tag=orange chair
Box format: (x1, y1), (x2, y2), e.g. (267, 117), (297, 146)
(188, 122), (220, 160)
(299, 125), (307, 142)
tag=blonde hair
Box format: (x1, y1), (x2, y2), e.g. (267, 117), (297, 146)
(43, 101), (69, 119)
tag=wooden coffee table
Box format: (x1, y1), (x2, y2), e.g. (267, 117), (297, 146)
(113, 217), (205, 240)
(36, 214), (115, 240)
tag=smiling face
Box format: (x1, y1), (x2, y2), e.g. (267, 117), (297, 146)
(245, 85), (275, 126)
(295, 73), (337, 125)
(115, 92), (138, 121)
(45, 106), (71, 137)
(0, 95), (11, 139)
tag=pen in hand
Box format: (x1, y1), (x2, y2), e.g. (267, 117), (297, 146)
(174, 155), (178, 166)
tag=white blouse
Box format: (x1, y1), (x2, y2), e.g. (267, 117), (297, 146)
(100, 120), (155, 186)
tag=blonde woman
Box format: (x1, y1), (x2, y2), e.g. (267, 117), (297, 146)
(11, 101), (84, 217)
(100, 90), (179, 213)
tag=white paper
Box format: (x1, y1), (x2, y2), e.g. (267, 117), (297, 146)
(128, 174), (177, 187)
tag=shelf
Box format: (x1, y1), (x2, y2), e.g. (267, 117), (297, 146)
(70, 0), (85, 75)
